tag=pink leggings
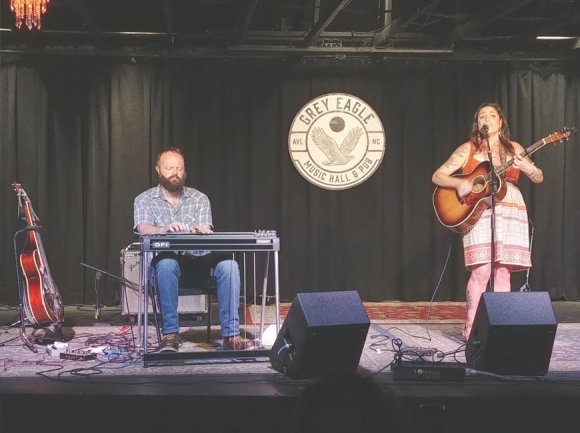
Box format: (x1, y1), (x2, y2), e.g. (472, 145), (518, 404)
(463, 263), (512, 340)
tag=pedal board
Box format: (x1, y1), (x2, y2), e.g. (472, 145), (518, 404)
(392, 361), (466, 382)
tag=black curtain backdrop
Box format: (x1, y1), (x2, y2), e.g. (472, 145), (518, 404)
(1, 56), (579, 306)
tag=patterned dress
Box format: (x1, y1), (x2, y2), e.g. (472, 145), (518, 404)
(461, 141), (531, 272)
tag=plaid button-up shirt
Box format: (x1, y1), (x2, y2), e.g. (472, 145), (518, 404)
(133, 184), (213, 256)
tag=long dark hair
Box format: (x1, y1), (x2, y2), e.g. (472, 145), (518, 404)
(470, 102), (514, 155)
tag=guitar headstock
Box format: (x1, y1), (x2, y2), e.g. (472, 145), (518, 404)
(546, 127), (577, 145)
(12, 181), (30, 202)
(12, 181), (37, 224)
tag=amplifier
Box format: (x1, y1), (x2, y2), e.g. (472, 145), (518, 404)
(120, 244), (207, 316)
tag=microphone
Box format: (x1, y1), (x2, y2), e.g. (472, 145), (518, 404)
(480, 122), (489, 134)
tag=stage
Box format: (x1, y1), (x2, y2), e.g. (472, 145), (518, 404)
(1, 301), (580, 433)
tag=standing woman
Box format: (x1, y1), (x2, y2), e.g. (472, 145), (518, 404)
(432, 103), (543, 341)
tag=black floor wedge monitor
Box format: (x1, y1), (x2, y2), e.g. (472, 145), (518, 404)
(269, 291), (370, 379)
(466, 292), (557, 376)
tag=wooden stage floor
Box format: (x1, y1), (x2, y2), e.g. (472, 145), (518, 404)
(1, 303), (580, 433)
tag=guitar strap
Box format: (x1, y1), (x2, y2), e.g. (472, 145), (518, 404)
(488, 141), (506, 169)
(16, 193), (26, 226)
(16, 193), (22, 214)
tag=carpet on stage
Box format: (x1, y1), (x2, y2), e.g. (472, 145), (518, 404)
(246, 301), (466, 326)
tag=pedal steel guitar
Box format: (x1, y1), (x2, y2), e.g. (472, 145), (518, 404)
(137, 231), (280, 366)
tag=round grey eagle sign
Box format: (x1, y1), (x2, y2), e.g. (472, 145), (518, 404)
(289, 93), (385, 190)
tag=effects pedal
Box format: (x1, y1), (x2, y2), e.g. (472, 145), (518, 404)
(60, 348), (96, 361)
(46, 342), (69, 357)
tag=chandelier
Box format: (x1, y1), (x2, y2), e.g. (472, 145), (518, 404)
(10, 0), (50, 30)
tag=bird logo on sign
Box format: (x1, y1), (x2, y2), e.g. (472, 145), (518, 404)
(311, 126), (364, 166)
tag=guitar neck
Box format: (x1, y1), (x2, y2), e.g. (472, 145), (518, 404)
(495, 137), (549, 176)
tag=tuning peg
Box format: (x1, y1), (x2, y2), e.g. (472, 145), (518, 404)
(565, 126), (577, 140)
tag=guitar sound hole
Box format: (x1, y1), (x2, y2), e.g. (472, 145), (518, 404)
(471, 177), (486, 193)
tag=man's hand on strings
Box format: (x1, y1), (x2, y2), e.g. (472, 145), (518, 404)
(190, 224), (213, 234)
(162, 222), (189, 233)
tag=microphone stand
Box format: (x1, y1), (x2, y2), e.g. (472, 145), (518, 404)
(80, 262), (140, 290)
(80, 262), (140, 325)
(94, 270), (102, 324)
(486, 128), (497, 293)
(519, 219), (534, 292)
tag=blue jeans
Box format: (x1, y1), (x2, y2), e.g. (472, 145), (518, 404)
(153, 253), (240, 337)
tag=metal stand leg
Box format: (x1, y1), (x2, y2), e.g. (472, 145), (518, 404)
(274, 251), (280, 333)
(17, 300), (37, 353)
(148, 282), (162, 344)
(139, 249), (151, 354)
(206, 291), (213, 343)
(259, 252), (270, 344)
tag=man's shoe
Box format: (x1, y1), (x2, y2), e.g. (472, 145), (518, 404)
(223, 335), (255, 350)
(158, 333), (180, 353)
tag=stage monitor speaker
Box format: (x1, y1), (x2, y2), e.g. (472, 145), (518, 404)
(465, 291), (557, 376)
(269, 290), (370, 379)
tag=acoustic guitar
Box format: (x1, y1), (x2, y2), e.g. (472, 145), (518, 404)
(13, 182), (64, 326)
(433, 127), (575, 233)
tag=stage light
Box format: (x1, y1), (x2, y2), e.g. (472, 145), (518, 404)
(535, 36), (576, 40)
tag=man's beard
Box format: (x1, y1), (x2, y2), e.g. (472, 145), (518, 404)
(159, 173), (185, 192)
